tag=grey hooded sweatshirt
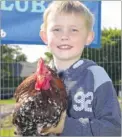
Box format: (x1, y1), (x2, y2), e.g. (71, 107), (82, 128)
(54, 59), (121, 136)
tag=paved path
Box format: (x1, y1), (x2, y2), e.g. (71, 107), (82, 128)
(0, 104), (15, 119)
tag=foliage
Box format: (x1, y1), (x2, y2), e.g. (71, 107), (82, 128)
(1, 45), (27, 63)
(1, 45), (27, 77)
(44, 52), (53, 64)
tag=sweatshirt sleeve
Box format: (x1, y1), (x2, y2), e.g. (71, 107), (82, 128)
(61, 67), (121, 136)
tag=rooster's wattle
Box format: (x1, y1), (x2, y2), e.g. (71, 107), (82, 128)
(12, 58), (67, 136)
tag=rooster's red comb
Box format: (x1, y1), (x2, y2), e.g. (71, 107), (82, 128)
(36, 58), (44, 74)
(35, 58), (52, 91)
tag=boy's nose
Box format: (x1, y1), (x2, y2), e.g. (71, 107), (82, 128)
(61, 35), (69, 40)
(61, 31), (69, 40)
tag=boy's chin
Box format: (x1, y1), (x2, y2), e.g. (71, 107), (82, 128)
(55, 55), (79, 61)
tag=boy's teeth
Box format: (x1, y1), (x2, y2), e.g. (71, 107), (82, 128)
(59, 45), (71, 49)
(61, 45), (68, 48)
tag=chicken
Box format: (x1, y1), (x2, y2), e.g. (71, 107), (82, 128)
(12, 58), (67, 136)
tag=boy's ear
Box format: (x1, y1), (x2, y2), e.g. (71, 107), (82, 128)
(85, 31), (94, 46)
(40, 30), (48, 44)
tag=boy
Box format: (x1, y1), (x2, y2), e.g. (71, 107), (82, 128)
(40, 1), (121, 136)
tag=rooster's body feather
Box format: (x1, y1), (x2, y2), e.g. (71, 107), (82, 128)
(12, 59), (67, 136)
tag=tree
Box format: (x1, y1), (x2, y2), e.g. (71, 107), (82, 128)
(1, 45), (27, 63)
(1, 45), (27, 77)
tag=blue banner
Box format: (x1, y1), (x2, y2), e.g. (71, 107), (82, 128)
(0, 1), (101, 48)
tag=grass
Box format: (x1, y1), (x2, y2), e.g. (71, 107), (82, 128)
(0, 128), (15, 136)
(0, 114), (15, 137)
(0, 99), (16, 105)
(0, 99), (15, 136)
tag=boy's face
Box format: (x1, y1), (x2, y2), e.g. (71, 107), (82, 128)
(41, 12), (94, 61)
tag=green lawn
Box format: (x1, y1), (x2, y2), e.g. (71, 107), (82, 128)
(0, 128), (15, 136)
(0, 114), (15, 137)
(0, 99), (16, 104)
(0, 99), (15, 136)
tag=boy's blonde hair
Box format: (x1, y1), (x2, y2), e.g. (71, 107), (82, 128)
(41, 1), (94, 31)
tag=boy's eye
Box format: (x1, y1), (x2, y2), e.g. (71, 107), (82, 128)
(53, 28), (60, 31)
(72, 29), (78, 32)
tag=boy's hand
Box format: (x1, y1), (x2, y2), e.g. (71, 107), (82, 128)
(41, 110), (66, 135)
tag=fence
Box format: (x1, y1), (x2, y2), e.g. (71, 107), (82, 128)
(0, 37), (121, 99)
(82, 37), (121, 96)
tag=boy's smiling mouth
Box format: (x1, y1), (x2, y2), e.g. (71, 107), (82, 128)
(57, 44), (73, 50)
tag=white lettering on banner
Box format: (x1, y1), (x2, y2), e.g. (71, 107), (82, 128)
(73, 91), (93, 112)
(1, 1), (14, 11)
(0, 29), (7, 38)
(31, 1), (45, 13)
(16, 1), (28, 12)
(1, 1), (46, 13)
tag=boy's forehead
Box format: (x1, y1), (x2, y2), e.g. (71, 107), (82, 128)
(47, 12), (85, 26)
(48, 11), (82, 18)
(47, 12), (84, 21)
